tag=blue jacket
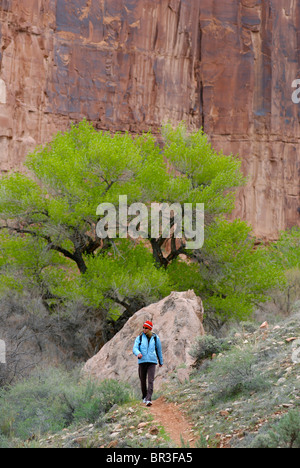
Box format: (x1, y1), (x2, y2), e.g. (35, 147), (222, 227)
(133, 333), (163, 365)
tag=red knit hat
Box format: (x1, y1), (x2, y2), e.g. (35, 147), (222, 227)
(143, 320), (153, 330)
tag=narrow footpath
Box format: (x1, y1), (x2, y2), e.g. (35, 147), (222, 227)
(148, 397), (196, 448)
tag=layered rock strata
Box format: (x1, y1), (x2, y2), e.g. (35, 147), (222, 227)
(0, 0), (299, 237)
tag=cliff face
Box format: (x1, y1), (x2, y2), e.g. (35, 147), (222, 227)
(0, 0), (299, 238)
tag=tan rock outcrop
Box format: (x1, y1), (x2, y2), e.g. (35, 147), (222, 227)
(0, 1), (299, 238)
(83, 290), (205, 390)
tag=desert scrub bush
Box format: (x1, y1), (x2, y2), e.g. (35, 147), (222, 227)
(189, 335), (231, 366)
(0, 434), (13, 448)
(251, 409), (300, 448)
(208, 346), (270, 400)
(70, 378), (133, 423)
(0, 366), (132, 441)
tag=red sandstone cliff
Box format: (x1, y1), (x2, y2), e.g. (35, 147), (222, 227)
(0, 0), (299, 238)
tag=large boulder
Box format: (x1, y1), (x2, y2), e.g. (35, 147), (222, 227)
(82, 290), (205, 390)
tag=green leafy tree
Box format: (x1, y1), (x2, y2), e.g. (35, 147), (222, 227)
(0, 231), (75, 308)
(0, 120), (284, 345)
(0, 122), (172, 328)
(265, 227), (300, 314)
(270, 227), (300, 270)
(190, 217), (284, 329)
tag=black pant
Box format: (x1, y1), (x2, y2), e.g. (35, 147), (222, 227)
(138, 363), (156, 401)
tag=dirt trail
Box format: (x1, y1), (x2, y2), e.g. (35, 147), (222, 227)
(148, 397), (196, 447)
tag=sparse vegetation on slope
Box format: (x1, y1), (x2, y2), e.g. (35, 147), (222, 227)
(0, 310), (298, 449)
(167, 311), (300, 448)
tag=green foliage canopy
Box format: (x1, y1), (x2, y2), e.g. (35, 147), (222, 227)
(0, 120), (284, 331)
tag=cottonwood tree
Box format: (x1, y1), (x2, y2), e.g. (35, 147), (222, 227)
(0, 120), (283, 345)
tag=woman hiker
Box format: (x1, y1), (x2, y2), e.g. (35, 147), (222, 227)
(133, 320), (163, 406)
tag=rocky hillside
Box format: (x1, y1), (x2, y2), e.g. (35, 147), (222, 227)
(27, 310), (299, 449)
(172, 311), (300, 448)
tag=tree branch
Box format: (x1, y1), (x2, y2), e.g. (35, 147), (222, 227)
(0, 225), (86, 273)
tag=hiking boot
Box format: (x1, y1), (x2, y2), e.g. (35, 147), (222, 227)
(142, 398), (147, 404)
(146, 400), (152, 407)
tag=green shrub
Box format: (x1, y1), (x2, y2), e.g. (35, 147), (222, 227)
(0, 434), (12, 448)
(71, 378), (133, 423)
(251, 410), (300, 448)
(208, 346), (270, 399)
(189, 335), (231, 365)
(0, 366), (132, 441)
